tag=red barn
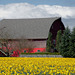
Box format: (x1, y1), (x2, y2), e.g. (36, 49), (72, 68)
(0, 17), (65, 53)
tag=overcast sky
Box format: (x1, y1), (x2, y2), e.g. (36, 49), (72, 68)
(0, 0), (75, 30)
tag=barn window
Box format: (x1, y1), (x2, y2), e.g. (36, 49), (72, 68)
(24, 50), (26, 53)
(37, 50), (40, 52)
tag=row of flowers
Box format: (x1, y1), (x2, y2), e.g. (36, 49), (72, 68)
(0, 58), (75, 74)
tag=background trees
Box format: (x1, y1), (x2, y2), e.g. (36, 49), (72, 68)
(46, 32), (53, 52)
(56, 30), (62, 52)
(69, 27), (75, 57)
(58, 27), (75, 57)
(46, 26), (75, 57)
(59, 27), (71, 57)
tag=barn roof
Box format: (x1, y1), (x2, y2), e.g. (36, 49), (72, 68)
(0, 17), (60, 39)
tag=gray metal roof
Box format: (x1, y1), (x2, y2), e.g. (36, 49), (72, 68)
(0, 17), (60, 39)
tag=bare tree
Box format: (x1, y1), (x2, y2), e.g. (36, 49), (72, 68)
(0, 28), (13, 56)
(0, 28), (36, 56)
(16, 39), (36, 53)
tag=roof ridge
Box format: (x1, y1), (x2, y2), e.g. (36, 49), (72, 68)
(2, 17), (60, 20)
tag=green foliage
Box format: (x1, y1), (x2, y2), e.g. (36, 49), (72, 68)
(69, 27), (75, 57)
(46, 32), (53, 52)
(59, 27), (70, 57)
(59, 27), (75, 57)
(56, 30), (62, 52)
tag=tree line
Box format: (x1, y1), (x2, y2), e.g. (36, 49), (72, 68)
(47, 27), (75, 57)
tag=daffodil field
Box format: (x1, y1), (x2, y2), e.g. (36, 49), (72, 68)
(0, 58), (75, 75)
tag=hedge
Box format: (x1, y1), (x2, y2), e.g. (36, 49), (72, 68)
(21, 52), (60, 55)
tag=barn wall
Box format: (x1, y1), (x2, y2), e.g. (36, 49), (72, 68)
(22, 40), (46, 53)
(8, 40), (46, 48)
(31, 41), (46, 48)
(22, 48), (46, 53)
(2, 40), (46, 53)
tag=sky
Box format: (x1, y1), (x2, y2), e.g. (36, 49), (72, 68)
(0, 0), (75, 6)
(0, 0), (75, 30)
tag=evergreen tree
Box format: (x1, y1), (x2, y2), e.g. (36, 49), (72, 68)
(46, 32), (52, 52)
(69, 27), (75, 57)
(59, 27), (71, 57)
(56, 30), (62, 52)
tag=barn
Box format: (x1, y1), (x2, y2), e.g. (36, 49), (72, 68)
(0, 17), (65, 53)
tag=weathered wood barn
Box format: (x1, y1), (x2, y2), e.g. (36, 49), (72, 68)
(0, 17), (65, 53)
